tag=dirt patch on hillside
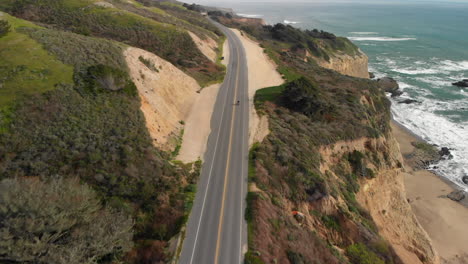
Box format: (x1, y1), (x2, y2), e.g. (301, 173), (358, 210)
(231, 29), (284, 146)
(124, 47), (200, 151)
(188, 31), (218, 63)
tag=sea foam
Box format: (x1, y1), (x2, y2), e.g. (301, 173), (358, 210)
(284, 20), (300, 24)
(236, 13), (263, 18)
(349, 32), (378, 35)
(348, 37), (416, 41)
(392, 99), (468, 191)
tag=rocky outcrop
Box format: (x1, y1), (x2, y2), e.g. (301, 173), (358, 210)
(447, 190), (465, 202)
(399, 99), (419, 104)
(315, 51), (369, 79)
(378, 77), (403, 97)
(452, 79), (468, 87)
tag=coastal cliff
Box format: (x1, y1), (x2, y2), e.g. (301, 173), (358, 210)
(321, 136), (439, 264)
(212, 14), (440, 264)
(314, 51), (369, 79)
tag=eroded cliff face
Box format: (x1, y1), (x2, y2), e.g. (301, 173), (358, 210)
(124, 47), (200, 150)
(313, 51), (369, 79)
(319, 135), (440, 264)
(188, 31), (218, 63)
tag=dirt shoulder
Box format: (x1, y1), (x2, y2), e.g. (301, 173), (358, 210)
(177, 40), (230, 163)
(230, 29), (284, 146)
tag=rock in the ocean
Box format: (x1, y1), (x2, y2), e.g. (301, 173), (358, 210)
(369, 72), (375, 79)
(462, 176), (468, 185)
(447, 190), (465, 202)
(439, 147), (451, 157)
(398, 99), (419, 104)
(377, 77), (402, 97)
(452, 79), (468, 87)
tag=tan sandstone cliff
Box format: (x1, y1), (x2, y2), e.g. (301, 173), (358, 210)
(314, 51), (369, 79)
(318, 134), (440, 264)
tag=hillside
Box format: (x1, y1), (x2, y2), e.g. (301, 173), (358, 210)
(212, 16), (438, 264)
(0, 0), (225, 87)
(0, 1), (223, 262)
(0, 2), (439, 264)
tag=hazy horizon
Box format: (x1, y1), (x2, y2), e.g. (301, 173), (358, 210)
(189, 0), (468, 6)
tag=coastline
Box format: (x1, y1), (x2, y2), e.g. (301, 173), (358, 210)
(392, 120), (468, 264)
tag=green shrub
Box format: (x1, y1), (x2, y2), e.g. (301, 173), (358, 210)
(82, 64), (137, 96)
(287, 250), (307, 264)
(321, 214), (341, 231)
(348, 150), (365, 175)
(0, 177), (133, 264)
(0, 20), (10, 37)
(244, 251), (265, 264)
(346, 243), (385, 264)
(139, 55), (159, 72)
(280, 77), (335, 120)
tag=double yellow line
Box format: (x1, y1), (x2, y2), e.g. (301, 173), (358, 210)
(213, 32), (242, 264)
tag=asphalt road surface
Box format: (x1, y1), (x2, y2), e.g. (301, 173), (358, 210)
(178, 22), (249, 264)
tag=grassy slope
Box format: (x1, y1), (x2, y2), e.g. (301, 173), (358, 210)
(0, 13), (200, 263)
(0, 13), (73, 108)
(0, 0), (224, 87)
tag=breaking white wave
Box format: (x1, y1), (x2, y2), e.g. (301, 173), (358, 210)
(389, 59), (468, 76)
(439, 60), (468, 72)
(236, 13), (263, 18)
(392, 68), (441, 75)
(349, 37), (416, 41)
(391, 98), (468, 191)
(349, 32), (378, 35)
(284, 20), (300, 24)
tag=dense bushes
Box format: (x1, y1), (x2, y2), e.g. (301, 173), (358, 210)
(0, 20), (10, 37)
(280, 77), (335, 119)
(0, 16), (199, 262)
(0, 177), (133, 263)
(346, 243), (385, 264)
(1, 0), (223, 86)
(82, 64), (137, 95)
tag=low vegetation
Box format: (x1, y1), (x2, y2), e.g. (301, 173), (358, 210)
(212, 13), (359, 62)
(0, 177), (133, 264)
(346, 243), (386, 264)
(0, 20), (10, 37)
(0, 13), (202, 263)
(0, 0), (225, 86)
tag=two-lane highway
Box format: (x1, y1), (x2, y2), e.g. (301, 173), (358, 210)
(178, 22), (249, 264)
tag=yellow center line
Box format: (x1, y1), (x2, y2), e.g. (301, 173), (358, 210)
(214, 33), (241, 264)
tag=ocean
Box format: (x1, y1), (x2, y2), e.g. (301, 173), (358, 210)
(205, 1), (468, 190)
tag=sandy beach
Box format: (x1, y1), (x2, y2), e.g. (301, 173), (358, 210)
(392, 122), (468, 264)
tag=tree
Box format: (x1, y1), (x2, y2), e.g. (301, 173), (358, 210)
(0, 177), (134, 264)
(0, 20), (11, 38)
(281, 77), (325, 117)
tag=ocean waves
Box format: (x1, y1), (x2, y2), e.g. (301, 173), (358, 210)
(392, 100), (468, 191)
(236, 13), (263, 18)
(348, 36), (416, 41)
(370, 51), (468, 189)
(284, 20), (300, 24)
(389, 59), (468, 76)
